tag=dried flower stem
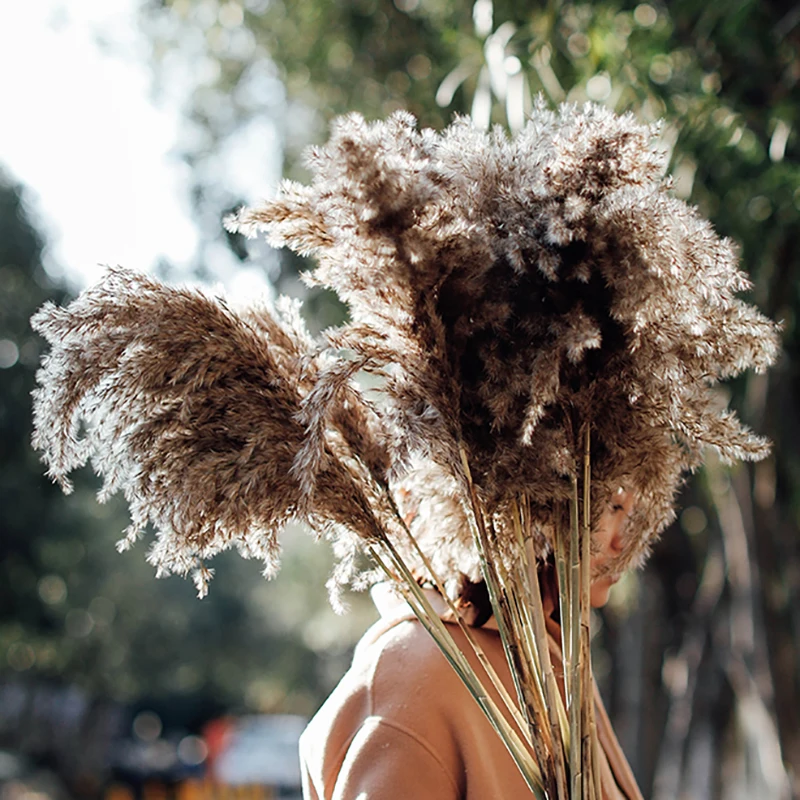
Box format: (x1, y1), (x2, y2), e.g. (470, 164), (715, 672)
(496, 520), (558, 799)
(520, 509), (569, 800)
(591, 716), (602, 800)
(458, 444), (561, 797)
(569, 471), (583, 798)
(511, 497), (569, 749)
(554, 506), (571, 694)
(459, 446), (530, 705)
(580, 427), (596, 800)
(329, 433), (546, 783)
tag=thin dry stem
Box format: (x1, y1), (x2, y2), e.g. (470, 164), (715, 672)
(570, 472), (583, 798)
(512, 498), (570, 750)
(581, 428), (595, 799)
(499, 526), (558, 797)
(459, 445), (559, 798)
(523, 531), (570, 800)
(582, 429), (603, 800)
(591, 716), (603, 800)
(459, 446), (530, 705)
(554, 506), (572, 698)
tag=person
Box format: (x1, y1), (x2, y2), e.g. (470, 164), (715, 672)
(300, 490), (643, 800)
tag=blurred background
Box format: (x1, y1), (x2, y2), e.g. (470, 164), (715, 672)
(1, 1), (799, 798)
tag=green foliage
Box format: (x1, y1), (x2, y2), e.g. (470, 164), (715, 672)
(0, 175), (70, 640)
(0, 176), (373, 721)
(145, 1), (800, 297)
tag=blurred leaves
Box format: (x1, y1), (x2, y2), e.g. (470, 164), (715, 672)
(0, 175), (373, 720)
(140, 1), (800, 336)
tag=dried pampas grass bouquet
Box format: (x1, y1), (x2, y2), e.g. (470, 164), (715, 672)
(32, 102), (779, 798)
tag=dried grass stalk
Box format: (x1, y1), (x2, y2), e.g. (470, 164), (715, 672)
(366, 539), (545, 797)
(580, 428), (595, 800)
(525, 530), (569, 800)
(389, 494), (533, 742)
(569, 473), (583, 797)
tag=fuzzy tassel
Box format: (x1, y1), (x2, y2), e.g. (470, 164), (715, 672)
(33, 102), (779, 595)
(31, 268), (385, 596)
(229, 102), (780, 581)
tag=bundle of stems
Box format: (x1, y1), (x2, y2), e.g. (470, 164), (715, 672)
(364, 430), (601, 798)
(339, 430), (601, 798)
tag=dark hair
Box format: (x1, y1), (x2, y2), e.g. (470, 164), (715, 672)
(455, 557), (560, 628)
(454, 575), (494, 627)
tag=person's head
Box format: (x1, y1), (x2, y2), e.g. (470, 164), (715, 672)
(589, 487), (635, 607)
(454, 487), (636, 625)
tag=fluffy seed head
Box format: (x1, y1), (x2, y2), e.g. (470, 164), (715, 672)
(230, 102), (780, 581)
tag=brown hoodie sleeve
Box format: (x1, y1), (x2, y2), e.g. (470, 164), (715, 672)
(310, 716), (462, 799)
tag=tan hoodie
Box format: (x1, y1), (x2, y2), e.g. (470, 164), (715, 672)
(300, 586), (643, 800)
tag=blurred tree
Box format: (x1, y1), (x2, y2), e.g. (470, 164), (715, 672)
(0, 173), (70, 636)
(133, 0), (800, 795)
(0, 174), (374, 746)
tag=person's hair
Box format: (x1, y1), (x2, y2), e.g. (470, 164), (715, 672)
(454, 557), (559, 628)
(454, 575), (493, 627)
